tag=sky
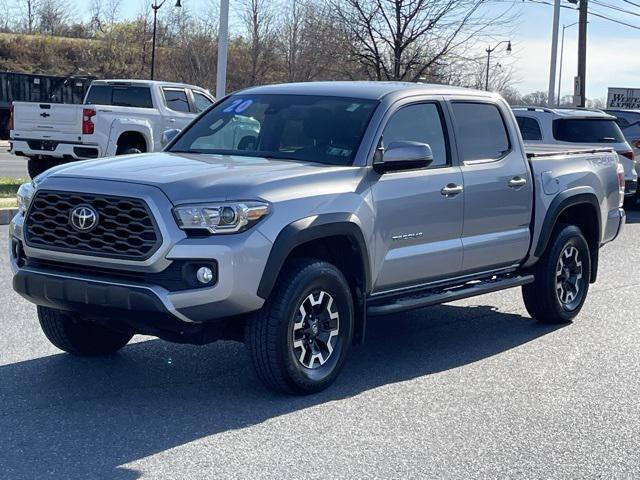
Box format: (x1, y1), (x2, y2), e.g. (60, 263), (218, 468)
(67, 0), (639, 101)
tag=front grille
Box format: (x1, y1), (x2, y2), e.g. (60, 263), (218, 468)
(25, 190), (162, 260)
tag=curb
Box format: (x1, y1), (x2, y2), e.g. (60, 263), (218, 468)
(0, 208), (18, 225)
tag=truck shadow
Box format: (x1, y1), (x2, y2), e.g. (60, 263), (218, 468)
(624, 207), (640, 224)
(0, 303), (563, 479)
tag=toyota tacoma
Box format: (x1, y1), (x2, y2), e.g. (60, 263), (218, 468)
(9, 82), (626, 394)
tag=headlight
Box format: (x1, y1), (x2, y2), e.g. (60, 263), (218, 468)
(16, 182), (35, 215)
(173, 201), (270, 234)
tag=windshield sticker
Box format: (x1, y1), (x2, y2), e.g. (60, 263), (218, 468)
(223, 99), (254, 114)
(235, 99), (254, 113)
(346, 103), (362, 112)
(327, 147), (352, 157)
(223, 99), (243, 113)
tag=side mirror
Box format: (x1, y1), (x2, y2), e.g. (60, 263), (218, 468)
(375, 141), (434, 173)
(161, 128), (181, 147)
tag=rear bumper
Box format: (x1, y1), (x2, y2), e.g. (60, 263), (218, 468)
(604, 208), (625, 244)
(10, 139), (101, 160)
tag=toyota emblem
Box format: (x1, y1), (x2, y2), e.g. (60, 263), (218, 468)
(69, 205), (98, 232)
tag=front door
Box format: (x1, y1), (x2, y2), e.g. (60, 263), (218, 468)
(371, 101), (464, 293)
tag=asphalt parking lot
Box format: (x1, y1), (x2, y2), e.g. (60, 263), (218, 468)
(2, 211), (640, 479)
(0, 145), (28, 178)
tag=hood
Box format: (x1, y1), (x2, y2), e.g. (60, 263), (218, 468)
(45, 152), (363, 204)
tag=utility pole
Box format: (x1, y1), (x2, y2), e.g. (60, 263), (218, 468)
(216, 0), (230, 99)
(485, 41), (512, 91)
(576, 0), (588, 106)
(547, 0), (561, 107)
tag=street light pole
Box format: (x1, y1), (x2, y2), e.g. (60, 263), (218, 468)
(557, 22), (579, 105)
(485, 41), (512, 91)
(150, 0), (182, 80)
(216, 0), (230, 98)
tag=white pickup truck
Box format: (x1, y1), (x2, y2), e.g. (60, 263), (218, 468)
(9, 79), (215, 178)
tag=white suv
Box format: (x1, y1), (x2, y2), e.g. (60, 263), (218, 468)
(513, 107), (638, 203)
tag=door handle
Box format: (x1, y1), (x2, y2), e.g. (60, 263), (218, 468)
(441, 184), (464, 196)
(169, 118), (176, 123)
(508, 177), (527, 188)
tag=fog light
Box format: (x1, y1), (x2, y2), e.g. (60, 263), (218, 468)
(196, 267), (214, 284)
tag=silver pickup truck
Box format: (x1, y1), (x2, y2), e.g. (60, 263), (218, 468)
(9, 82), (625, 394)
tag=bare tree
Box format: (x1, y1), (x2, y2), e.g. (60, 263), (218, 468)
(37, 0), (72, 35)
(14, 0), (41, 34)
(520, 90), (548, 106)
(332, 0), (518, 82)
(89, 0), (122, 33)
(238, 0), (279, 85)
(280, 0), (351, 82)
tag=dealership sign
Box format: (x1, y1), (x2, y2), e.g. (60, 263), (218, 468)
(607, 88), (640, 109)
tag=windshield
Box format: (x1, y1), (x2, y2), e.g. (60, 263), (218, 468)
(552, 118), (625, 143)
(169, 94), (379, 166)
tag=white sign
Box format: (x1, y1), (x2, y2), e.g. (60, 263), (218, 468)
(607, 88), (640, 109)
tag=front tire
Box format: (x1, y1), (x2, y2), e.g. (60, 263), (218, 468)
(523, 224), (591, 324)
(37, 306), (133, 356)
(246, 259), (354, 395)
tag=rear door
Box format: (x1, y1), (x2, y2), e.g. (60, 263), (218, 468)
(449, 100), (533, 273)
(371, 100), (464, 292)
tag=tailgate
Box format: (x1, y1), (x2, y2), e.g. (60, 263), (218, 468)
(12, 102), (82, 135)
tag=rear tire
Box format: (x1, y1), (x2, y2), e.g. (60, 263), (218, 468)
(116, 146), (143, 155)
(246, 259), (354, 395)
(522, 224), (591, 324)
(37, 306), (133, 356)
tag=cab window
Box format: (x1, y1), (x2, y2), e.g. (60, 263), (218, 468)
(193, 91), (214, 113)
(451, 102), (511, 161)
(163, 88), (190, 113)
(382, 103), (449, 168)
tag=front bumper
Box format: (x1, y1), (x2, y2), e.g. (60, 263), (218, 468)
(9, 179), (271, 327)
(11, 139), (101, 160)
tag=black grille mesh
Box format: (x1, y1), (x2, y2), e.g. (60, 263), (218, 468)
(25, 191), (161, 260)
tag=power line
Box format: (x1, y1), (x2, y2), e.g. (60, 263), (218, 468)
(590, 0), (640, 17)
(622, 0), (640, 8)
(526, 0), (640, 30)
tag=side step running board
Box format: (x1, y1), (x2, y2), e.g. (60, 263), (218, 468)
(367, 274), (534, 317)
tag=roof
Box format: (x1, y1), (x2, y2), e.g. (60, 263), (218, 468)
(238, 81), (493, 100)
(512, 106), (616, 119)
(92, 79), (207, 90)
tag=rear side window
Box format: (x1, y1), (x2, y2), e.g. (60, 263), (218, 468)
(382, 103), (449, 167)
(553, 119), (625, 143)
(515, 116), (543, 141)
(85, 85), (111, 105)
(451, 102), (511, 161)
(86, 85), (153, 108)
(163, 88), (190, 113)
